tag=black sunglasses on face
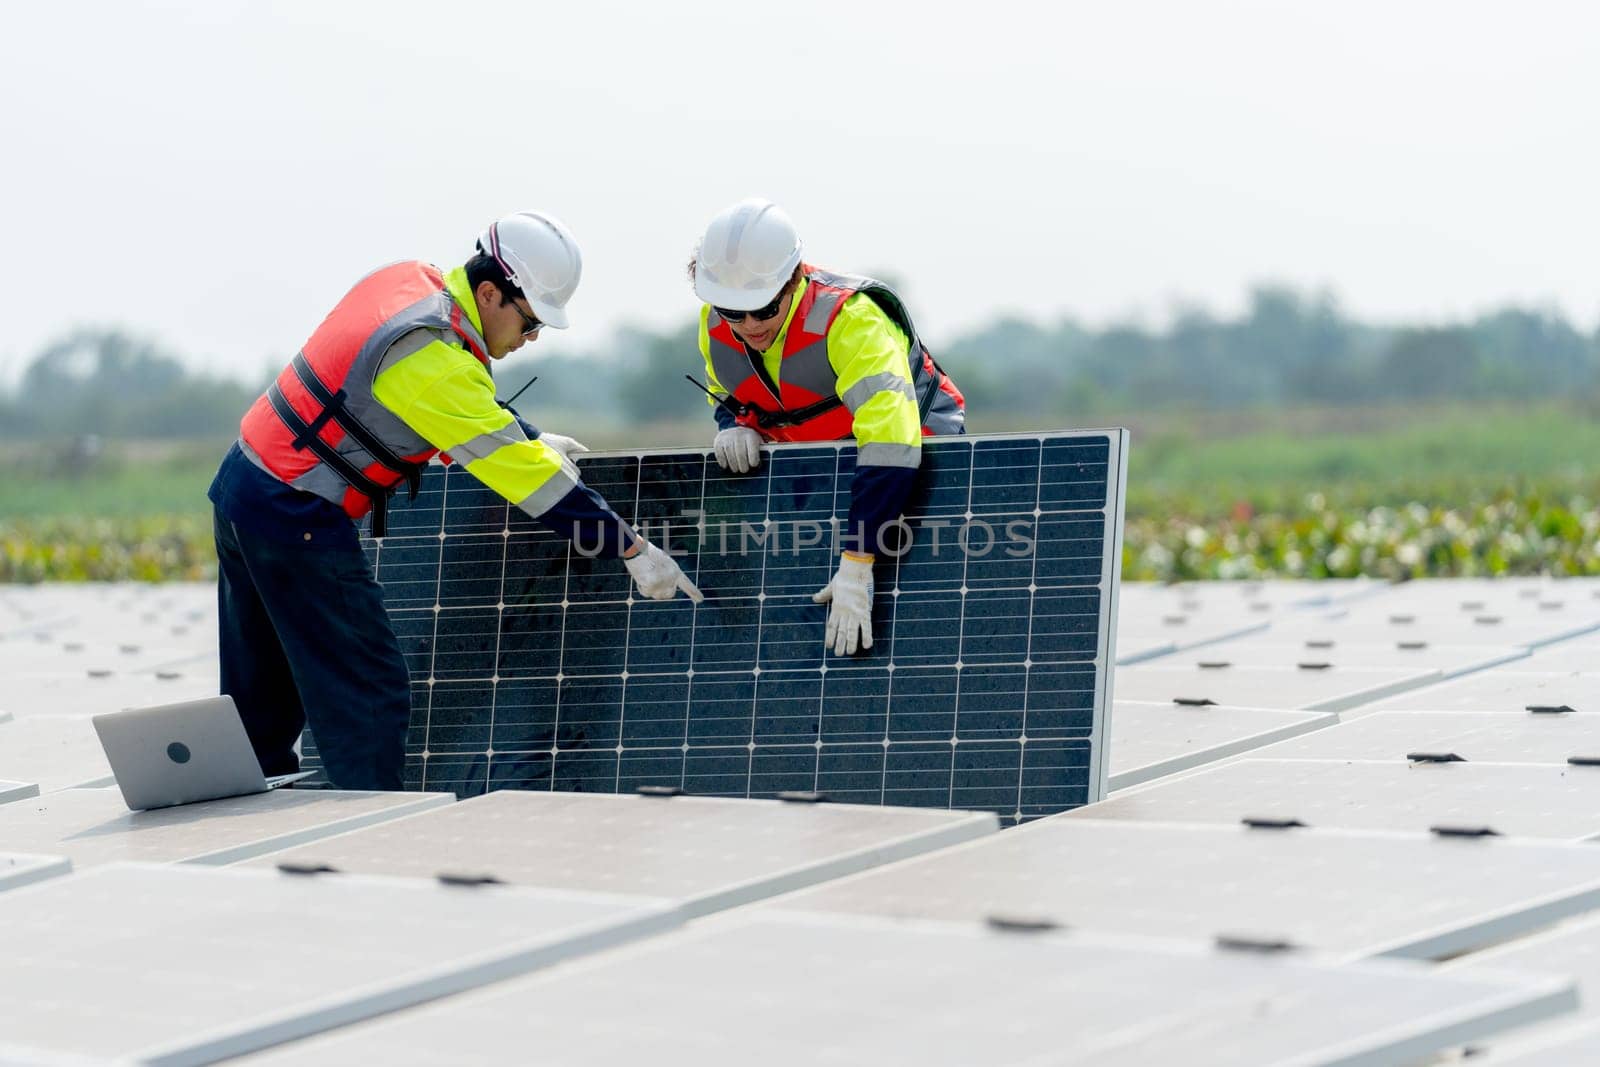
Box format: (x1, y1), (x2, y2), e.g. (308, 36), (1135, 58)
(715, 288), (787, 324)
(503, 293), (544, 336)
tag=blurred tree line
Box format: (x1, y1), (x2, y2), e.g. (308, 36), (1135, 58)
(3, 288), (1597, 439)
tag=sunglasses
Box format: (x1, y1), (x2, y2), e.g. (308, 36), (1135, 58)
(503, 293), (545, 336)
(715, 288), (787, 324)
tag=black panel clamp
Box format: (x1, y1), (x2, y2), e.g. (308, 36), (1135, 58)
(1241, 816), (1306, 830)
(276, 862), (339, 877)
(1173, 697), (1218, 707)
(1406, 752), (1467, 764)
(1528, 705), (1578, 715)
(777, 791), (829, 804)
(636, 785), (684, 797)
(1430, 825), (1500, 839)
(437, 872), (504, 887)
(986, 915), (1064, 934)
(1215, 934), (1296, 954)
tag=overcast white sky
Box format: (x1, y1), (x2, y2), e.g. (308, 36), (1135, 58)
(2, 0), (1596, 384)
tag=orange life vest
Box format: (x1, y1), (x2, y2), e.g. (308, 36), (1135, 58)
(704, 266), (965, 442)
(237, 261), (489, 536)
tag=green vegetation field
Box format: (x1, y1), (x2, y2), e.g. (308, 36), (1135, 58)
(2, 402), (1596, 582)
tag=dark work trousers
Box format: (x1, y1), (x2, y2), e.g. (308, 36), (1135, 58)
(213, 507), (412, 790)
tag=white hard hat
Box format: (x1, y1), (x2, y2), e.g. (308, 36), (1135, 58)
(478, 210), (582, 329)
(692, 198), (803, 310)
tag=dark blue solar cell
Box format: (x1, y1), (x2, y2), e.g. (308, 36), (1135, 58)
(889, 591), (963, 667)
(970, 438), (1042, 515)
(816, 743), (889, 805)
(955, 665), (1029, 741)
(951, 741), (1024, 813)
(555, 675), (624, 748)
(501, 533), (568, 608)
(619, 674), (688, 747)
(552, 748), (618, 793)
(617, 748), (687, 793)
(485, 750), (551, 793)
(438, 535), (506, 608)
(496, 604), (562, 678)
(1030, 590), (1104, 661)
(560, 601), (629, 676)
(1024, 664), (1100, 737)
(691, 600), (761, 673)
(430, 608), (500, 679)
(421, 753), (491, 796)
(375, 540), (444, 611)
(1020, 740), (1093, 818)
(422, 681), (495, 754)
(819, 667), (891, 744)
(889, 520), (967, 593)
(885, 667), (959, 742)
(753, 670), (823, 745)
(766, 448), (840, 519)
(636, 455), (709, 524)
(750, 745), (821, 796)
(1033, 517), (1107, 585)
(682, 746), (754, 797)
(624, 600), (696, 673)
(685, 673), (755, 747)
(488, 677), (558, 751)
(758, 597), (828, 671)
(319, 432), (1124, 818)
(1038, 439), (1109, 512)
(883, 742), (956, 808)
(959, 591), (1031, 664)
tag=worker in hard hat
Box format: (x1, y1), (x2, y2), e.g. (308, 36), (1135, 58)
(209, 210), (698, 791)
(689, 198), (966, 658)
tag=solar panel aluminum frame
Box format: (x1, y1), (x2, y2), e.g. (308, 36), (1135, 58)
(315, 429), (1127, 820)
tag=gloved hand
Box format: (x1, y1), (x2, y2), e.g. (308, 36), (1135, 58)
(812, 552), (874, 655)
(539, 433), (589, 462)
(624, 540), (704, 603)
(712, 426), (763, 473)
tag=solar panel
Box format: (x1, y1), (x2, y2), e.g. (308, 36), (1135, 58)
(1107, 700), (1336, 791)
(238, 913), (1575, 1067)
(0, 863), (678, 1065)
(0, 785), (451, 868)
(764, 819), (1600, 959)
(1075, 758), (1600, 840)
(1359, 670), (1600, 715)
(248, 790), (996, 915)
(1256, 710), (1600, 764)
(307, 431), (1128, 821)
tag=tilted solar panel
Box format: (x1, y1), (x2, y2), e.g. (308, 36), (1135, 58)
(305, 431), (1126, 820)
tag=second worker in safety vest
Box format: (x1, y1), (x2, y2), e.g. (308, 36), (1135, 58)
(690, 198), (966, 657)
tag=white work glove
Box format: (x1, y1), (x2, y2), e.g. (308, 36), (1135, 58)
(539, 433), (589, 462)
(712, 426), (763, 473)
(624, 540), (704, 603)
(812, 552), (875, 656)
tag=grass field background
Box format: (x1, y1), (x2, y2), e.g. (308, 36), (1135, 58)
(2, 402), (1594, 582)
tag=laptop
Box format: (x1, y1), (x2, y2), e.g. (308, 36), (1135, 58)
(93, 695), (312, 810)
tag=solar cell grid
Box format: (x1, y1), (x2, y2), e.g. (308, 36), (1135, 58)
(306, 432), (1127, 820)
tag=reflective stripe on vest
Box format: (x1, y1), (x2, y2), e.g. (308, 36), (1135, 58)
(237, 261), (490, 535)
(704, 266), (966, 443)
